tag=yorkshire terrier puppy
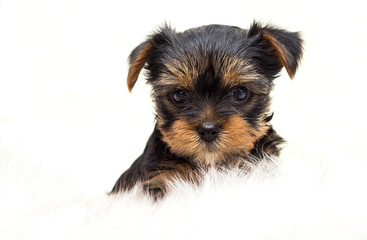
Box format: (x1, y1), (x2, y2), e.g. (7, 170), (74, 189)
(111, 22), (303, 198)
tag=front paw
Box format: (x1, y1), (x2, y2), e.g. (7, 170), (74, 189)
(142, 175), (168, 199)
(142, 165), (201, 199)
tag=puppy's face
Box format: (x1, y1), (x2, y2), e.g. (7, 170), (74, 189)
(153, 53), (273, 165)
(127, 23), (303, 165)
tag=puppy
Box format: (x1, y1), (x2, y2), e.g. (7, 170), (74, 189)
(111, 22), (303, 198)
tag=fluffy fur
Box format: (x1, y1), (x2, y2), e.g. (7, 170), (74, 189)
(1, 140), (367, 239)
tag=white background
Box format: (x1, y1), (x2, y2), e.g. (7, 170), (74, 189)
(1, 0), (366, 193)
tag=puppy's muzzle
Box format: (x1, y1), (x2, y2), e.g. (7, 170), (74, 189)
(198, 122), (220, 143)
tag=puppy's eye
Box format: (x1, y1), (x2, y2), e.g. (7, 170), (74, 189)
(172, 89), (187, 104)
(232, 86), (249, 101)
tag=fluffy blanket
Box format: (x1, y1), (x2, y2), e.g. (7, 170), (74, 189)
(1, 136), (366, 239)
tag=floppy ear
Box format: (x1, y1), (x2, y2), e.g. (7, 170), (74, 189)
(127, 40), (155, 91)
(127, 25), (174, 92)
(248, 22), (303, 79)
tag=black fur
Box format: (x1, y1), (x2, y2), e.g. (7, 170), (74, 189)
(142, 23), (302, 84)
(111, 126), (198, 194)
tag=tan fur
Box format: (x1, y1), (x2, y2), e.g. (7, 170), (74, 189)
(219, 115), (269, 155)
(213, 56), (259, 88)
(262, 30), (295, 79)
(158, 55), (270, 95)
(127, 42), (155, 91)
(143, 163), (201, 194)
(159, 115), (269, 166)
(160, 59), (197, 90)
(159, 119), (201, 160)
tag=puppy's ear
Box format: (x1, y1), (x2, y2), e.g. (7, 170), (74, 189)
(248, 22), (303, 79)
(127, 40), (155, 91)
(127, 25), (174, 91)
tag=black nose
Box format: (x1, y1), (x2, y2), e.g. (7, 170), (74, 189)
(198, 123), (220, 142)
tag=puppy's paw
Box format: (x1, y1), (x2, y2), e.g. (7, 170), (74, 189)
(142, 173), (170, 199)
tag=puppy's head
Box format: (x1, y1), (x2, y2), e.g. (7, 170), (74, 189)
(127, 22), (303, 165)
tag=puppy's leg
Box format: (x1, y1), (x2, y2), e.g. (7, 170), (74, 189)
(111, 126), (200, 198)
(142, 163), (201, 198)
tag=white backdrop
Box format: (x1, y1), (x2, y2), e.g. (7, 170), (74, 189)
(1, 0), (367, 239)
